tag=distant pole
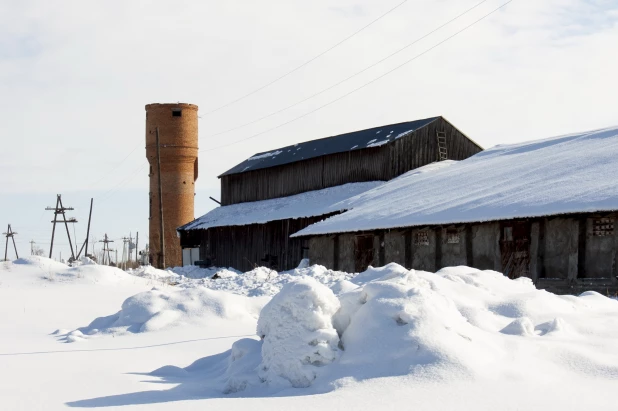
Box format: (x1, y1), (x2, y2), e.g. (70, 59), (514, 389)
(58, 196), (75, 260)
(48, 196), (59, 258)
(99, 234), (114, 265)
(3, 224), (18, 261)
(156, 127), (165, 268)
(135, 232), (139, 265)
(84, 198), (93, 256)
(30, 240), (35, 255)
(46, 194), (77, 260)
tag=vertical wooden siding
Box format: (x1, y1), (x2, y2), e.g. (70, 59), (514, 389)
(221, 117), (482, 205)
(198, 214), (336, 272)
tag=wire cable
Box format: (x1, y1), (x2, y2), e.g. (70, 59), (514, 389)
(201, 0), (409, 116)
(200, 0), (514, 153)
(202, 0), (491, 140)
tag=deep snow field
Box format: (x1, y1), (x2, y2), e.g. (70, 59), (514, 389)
(1, 257), (617, 410)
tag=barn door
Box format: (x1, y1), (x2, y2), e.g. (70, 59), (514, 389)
(355, 235), (374, 272)
(500, 221), (531, 279)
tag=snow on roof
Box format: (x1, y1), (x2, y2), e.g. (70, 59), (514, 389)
(179, 181), (383, 231)
(219, 117), (440, 177)
(292, 126), (618, 237)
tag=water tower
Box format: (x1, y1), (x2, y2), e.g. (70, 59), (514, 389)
(145, 103), (198, 268)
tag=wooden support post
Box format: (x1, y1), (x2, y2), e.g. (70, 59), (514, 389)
(84, 198), (93, 257)
(156, 127), (165, 269)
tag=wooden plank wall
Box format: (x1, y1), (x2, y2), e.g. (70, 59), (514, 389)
(220, 117), (483, 205)
(197, 215), (336, 272)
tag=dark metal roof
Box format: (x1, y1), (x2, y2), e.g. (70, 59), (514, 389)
(219, 117), (440, 177)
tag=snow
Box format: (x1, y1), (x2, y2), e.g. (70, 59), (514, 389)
(180, 181), (383, 231)
(2, 257), (618, 410)
(257, 278), (341, 388)
(247, 150), (283, 160)
(58, 286), (267, 342)
(366, 139), (389, 147)
(135, 263), (618, 404)
(294, 126), (618, 236)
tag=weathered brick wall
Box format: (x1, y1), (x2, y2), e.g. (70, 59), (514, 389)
(145, 103), (198, 268)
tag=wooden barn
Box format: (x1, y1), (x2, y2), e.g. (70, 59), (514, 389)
(178, 116), (482, 271)
(292, 126), (618, 295)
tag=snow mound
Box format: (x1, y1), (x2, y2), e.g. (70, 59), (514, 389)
(59, 286), (269, 342)
(12, 255), (68, 272)
(193, 264), (354, 297)
(152, 264), (618, 394)
(129, 265), (181, 283)
(257, 277), (341, 388)
(170, 265), (241, 279)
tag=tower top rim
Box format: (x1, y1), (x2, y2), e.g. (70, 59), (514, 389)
(145, 103), (198, 111)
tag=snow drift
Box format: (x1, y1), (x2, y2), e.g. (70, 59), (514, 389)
(152, 263), (618, 394)
(59, 285), (268, 342)
(257, 278), (341, 387)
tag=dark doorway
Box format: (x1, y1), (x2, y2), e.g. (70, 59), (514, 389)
(355, 235), (374, 272)
(500, 221), (531, 279)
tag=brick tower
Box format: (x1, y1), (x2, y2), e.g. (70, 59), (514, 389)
(145, 103), (198, 268)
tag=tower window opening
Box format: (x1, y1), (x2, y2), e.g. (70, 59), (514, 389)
(172, 109), (182, 117)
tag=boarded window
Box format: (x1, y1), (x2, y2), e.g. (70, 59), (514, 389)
(593, 218), (614, 237)
(447, 229), (460, 244)
(503, 226), (513, 241)
(414, 231), (429, 246)
(355, 235), (374, 272)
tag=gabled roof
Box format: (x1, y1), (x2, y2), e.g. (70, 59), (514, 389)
(292, 125), (618, 237)
(219, 117), (440, 177)
(178, 181), (383, 231)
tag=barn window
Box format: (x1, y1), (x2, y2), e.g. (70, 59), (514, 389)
(447, 229), (460, 244)
(301, 239), (309, 259)
(504, 227), (513, 241)
(414, 231), (429, 246)
(355, 235), (374, 272)
(172, 109), (182, 117)
(592, 218), (614, 237)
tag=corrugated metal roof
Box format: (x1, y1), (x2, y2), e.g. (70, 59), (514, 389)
(219, 117), (440, 177)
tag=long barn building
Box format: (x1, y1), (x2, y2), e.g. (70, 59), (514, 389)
(292, 126), (618, 295)
(179, 116), (482, 271)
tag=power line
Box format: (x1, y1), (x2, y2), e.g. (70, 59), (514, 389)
(88, 141), (143, 189)
(201, 0), (409, 116)
(96, 161), (148, 204)
(202, 0), (491, 140)
(200, 0), (514, 153)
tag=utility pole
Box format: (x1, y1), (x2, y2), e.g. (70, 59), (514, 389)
(30, 240), (35, 255)
(135, 232), (139, 265)
(128, 232), (133, 264)
(121, 236), (129, 270)
(3, 224), (18, 261)
(156, 127), (165, 269)
(99, 234), (114, 265)
(76, 198), (94, 259)
(45, 194), (77, 261)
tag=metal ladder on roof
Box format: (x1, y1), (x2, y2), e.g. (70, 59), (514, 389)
(436, 131), (448, 161)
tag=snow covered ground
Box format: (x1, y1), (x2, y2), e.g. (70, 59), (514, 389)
(1, 257), (617, 410)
